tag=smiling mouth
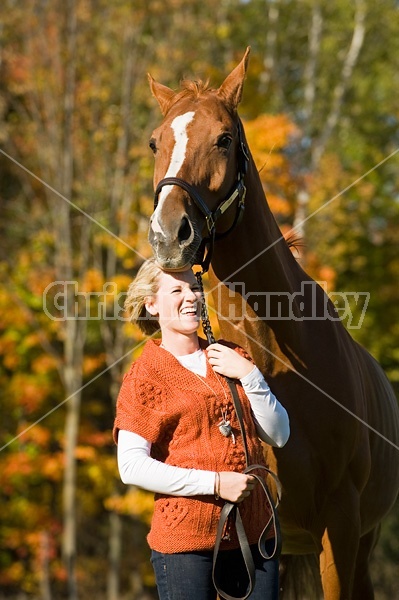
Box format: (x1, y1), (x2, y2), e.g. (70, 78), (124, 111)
(180, 308), (198, 316)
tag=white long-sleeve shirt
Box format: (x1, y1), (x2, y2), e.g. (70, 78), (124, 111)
(117, 349), (289, 496)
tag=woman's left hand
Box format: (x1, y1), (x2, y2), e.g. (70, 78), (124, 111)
(206, 343), (254, 379)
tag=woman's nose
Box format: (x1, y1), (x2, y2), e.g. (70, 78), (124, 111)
(185, 288), (198, 302)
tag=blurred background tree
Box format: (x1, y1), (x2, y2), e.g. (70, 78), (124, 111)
(0, 0), (398, 598)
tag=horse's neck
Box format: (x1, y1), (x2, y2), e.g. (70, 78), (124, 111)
(209, 159), (313, 374)
(214, 159), (299, 279)
(211, 158), (303, 286)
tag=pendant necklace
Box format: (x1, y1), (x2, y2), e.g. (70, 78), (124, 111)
(190, 357), (236, 444)
(160, 342), (235, 443)
(218, 408), (235, 444)
(191, 271), (237, 443)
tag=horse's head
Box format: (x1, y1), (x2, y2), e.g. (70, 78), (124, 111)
(147, 48), (250, 271)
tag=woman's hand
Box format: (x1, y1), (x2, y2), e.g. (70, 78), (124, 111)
(207, 343), (254, 379)
(217, 471), (256, 503)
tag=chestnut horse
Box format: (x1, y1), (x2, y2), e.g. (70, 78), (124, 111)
(147, 49), (399, 599)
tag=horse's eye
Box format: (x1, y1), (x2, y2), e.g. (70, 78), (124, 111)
(217, 134), (232, 150)
(149, 138), (157, 154)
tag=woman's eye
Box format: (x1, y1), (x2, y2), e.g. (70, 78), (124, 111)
(149, 139), (157, 154)
(217, 134), (232, 150)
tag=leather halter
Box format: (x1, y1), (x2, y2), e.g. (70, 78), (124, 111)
(153, 120), (249, 273)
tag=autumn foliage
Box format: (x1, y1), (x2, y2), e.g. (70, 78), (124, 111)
(0, 1), (398, 598)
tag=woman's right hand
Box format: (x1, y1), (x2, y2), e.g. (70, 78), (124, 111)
(217, 472), (256, 503)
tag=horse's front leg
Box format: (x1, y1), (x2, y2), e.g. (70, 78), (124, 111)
(319, 482), (361, 600)
(352, 526), (380, 599)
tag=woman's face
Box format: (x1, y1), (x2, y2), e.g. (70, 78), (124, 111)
(146, 269), (202, 336)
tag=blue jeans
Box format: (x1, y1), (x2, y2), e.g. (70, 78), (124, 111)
(151, 540), (279, 600)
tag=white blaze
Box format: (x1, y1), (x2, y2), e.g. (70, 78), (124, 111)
(152, 111), (195, 234)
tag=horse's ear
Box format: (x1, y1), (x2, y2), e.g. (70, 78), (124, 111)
(148, 74), (175, 116)
(217, 47), (250, 111)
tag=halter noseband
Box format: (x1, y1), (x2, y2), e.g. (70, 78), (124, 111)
(153, 120), (249, 273)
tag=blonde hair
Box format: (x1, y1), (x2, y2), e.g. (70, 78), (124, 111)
(124, 258), (163, 335)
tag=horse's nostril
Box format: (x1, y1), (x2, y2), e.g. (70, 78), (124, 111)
(178, 216), (193, 245)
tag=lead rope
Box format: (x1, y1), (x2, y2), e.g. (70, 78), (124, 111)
(194, 270), (282, 600)
(195, 270), (215, 345)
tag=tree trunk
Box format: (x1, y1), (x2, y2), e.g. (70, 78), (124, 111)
(55, 2), (82, 597)
(40, 531), (52, 600)
(259, 0), (280, 94)
(293, 3), (322, 246)
(311, 0), (366, 169)
(107, 509), (123, 600)
(294, 0), (366, 244)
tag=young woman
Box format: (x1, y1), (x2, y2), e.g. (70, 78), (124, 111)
(113, 258), (290, 600)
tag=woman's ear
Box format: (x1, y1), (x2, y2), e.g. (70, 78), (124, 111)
(145, 297), (158, 317)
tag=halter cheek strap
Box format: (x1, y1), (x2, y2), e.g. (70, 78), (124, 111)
(153, 120), (249, 274)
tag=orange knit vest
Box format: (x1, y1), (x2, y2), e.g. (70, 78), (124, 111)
(114, 338), (273, 553)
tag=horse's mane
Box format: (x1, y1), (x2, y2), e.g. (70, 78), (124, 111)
(165, 79), (214, 112)
(284, 232), (304, 256)
(181, 79), (212, 97)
